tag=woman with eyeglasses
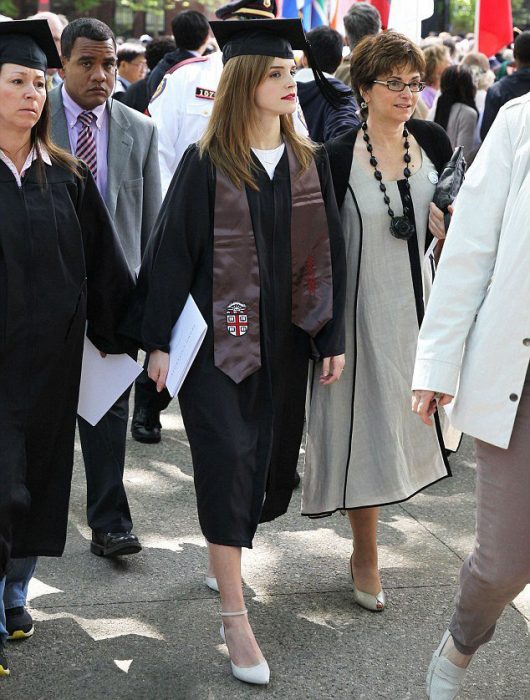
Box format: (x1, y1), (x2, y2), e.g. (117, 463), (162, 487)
(302, 32), (453, 612)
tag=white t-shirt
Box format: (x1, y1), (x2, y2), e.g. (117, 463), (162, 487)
(251, 143), (285, 179)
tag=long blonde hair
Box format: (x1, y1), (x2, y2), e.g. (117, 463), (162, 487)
(199, 54), (315, 190)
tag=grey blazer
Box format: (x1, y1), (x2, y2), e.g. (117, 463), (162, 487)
(48, 87), (162, 271)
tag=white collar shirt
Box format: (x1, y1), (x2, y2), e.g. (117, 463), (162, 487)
(0, 143), (52, 187)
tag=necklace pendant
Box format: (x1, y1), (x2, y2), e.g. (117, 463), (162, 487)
(362, 121), (415, 243)
(390, 216), (415, 240)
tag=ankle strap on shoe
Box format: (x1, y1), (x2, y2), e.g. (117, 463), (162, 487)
(220, 608), (248, 617)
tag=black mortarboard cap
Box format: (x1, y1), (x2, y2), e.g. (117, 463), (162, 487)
(0, 19), (62, 71)
(215, 0), (277, 21)
(210, 19), (305, 62)
(210, 19), (352, 108)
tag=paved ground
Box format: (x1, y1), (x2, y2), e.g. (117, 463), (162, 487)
(3, 396), (529, 699)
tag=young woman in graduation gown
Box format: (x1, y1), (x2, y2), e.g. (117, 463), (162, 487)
(0, 20), (134, 676)
(302, 32), (454, 613)
(128, 19), (346, 685)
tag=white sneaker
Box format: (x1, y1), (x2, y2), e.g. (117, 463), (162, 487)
(426, 630), (469, 699)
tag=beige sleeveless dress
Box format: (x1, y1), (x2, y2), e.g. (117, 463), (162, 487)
(302, 150), (450, 516)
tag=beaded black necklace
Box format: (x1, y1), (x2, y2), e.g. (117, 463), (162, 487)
(361, 121), (415, 241)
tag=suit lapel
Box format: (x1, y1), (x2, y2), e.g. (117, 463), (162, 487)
(48, 88), (71, 151)
(106, 101), (133, 216)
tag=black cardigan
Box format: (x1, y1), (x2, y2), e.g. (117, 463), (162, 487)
(325, 119), (453, 209)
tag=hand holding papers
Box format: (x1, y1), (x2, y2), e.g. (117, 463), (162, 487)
(165, 295), (207, 397)
(78, 338), (143, 426)
(78, 296), (206, 424)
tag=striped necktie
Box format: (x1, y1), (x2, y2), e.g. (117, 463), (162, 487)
(75, 111), (97, 180)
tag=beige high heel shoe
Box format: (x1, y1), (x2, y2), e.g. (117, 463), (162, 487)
(219, 609), (270, 685)
(350, 554), (386, 612)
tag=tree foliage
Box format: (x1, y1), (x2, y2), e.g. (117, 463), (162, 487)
(449, 0), (474, 33)
(450, 0), (529, 34)
(118, 0), (171, 13)
(116, 0), (218, 13)
(0, 0), (17, 17)
(512, 0), (530, 28)
(50, 0), (110, 15)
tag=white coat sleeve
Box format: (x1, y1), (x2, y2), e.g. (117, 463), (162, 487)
(149, 77), (183, 199)
(412, 105), (514, 395)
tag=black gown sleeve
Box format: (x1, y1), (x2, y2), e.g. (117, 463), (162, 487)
(75, 167), (136, 354)
(122, 145), (212, 353)
(312, 147), (346, 358)
(408, 119), (453, 174)
(324, 128), (357, 209)
(323, 98), (360, 142)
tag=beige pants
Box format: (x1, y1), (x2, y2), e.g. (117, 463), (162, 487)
(449, 366), (530, 655)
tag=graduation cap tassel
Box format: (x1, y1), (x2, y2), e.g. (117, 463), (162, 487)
(304, 41), (353, 109)
(210, 18), (353, 109)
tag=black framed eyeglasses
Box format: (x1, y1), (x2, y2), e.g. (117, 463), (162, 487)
(372, 79), (425, 93)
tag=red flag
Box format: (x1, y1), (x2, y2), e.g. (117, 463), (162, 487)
(370, 0), (391, 29)
(476, 0), (513, 57)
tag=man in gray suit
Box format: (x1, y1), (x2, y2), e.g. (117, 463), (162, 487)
(49, 18), (161, 557)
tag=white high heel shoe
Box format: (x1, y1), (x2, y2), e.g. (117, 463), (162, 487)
(205, 575), (219, 592)
(426, 630), (470, 699)
(219, 609), (270, 685)
(350, 555), (385, 612)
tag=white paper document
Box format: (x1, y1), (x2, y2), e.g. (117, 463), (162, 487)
(77, 338), (143, 426)
(166, 295), (207, 397)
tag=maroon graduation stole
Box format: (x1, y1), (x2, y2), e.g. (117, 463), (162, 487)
(213, 143), (333, 384)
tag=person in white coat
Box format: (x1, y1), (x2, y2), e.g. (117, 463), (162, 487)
(148, 51), (224, 198)
(411, 93), (530, 699)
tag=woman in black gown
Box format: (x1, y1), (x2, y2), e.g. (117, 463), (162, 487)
(129, 19), (346, 686)
(0, 20), (134, 678)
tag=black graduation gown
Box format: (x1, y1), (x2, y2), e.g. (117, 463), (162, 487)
(126, 145), (346, 548)
(0, 159), (135, 575)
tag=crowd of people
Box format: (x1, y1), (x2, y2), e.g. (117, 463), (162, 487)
(0, 2), (528, 698)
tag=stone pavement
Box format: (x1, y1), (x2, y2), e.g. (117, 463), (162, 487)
(3, 397), (529, 699)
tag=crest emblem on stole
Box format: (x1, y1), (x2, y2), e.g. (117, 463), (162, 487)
(226, 302), (248, 337)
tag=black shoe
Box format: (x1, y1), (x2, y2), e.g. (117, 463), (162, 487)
(0, 643), (9, 677)
(6, 607), (34, 641)
(90, 531), (142, 557)
(131, 407), (162, 444)
(293, 470), (301, 489)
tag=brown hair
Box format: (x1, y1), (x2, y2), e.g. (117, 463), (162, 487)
(199, 54), (315, 191)
(422, 42), (450, 86)
(32, 96), (81, 182)
(350, 31), (426, 106)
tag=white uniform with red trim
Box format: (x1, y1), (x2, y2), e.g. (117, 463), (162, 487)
(149, 50), (309, 198)
(148, 53), (224, 197)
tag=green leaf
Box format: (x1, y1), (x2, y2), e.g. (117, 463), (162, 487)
(0, 0), (17, 16)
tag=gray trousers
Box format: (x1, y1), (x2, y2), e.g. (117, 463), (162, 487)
(449, 367), (530, 655)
